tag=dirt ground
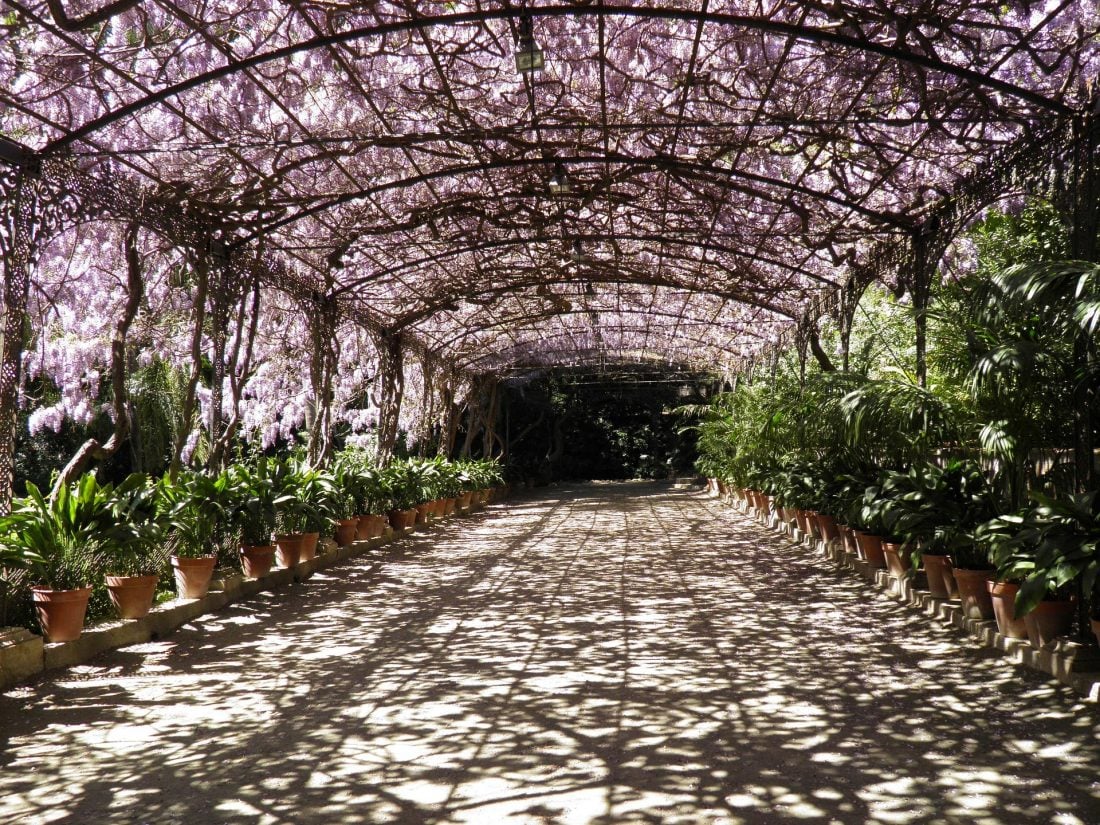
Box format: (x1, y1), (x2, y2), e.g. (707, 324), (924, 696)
(1, 482), (1099, 824)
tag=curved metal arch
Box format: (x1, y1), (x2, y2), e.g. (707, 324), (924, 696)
(238, 152), (912, 251)
(389, 270), (800, 335)
(456, 325), (752, 371)
(473, 348), (724, 375)
(335, 229), (840, 302)
(425, 303), (781, 355)
(44, 3), (1073, 154)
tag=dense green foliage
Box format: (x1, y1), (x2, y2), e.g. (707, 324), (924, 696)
(0, 453), (503, 633)
(693, 201), (1100, 630)
(502, 372), (700, 482)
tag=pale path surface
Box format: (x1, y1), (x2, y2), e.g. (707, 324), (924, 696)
(2, 482), (1099, 825)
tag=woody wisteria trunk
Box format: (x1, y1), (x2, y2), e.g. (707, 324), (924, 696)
(50, 222), (144, 497)
(306, 297), (340, 467)
(374, 333), (404, 463)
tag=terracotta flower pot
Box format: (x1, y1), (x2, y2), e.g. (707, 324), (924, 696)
(367, 514), (387, 539)
(795, 510), (812, 536)
(987, 580), (1029, 639)
(840, 525), (859, 556)
(171, 555), (216, 600)
(334, 518), (358, 547)
(457, 491), (473, 509)
(815, 513), (839, 543)
(951, 567), (994, 620)
(239, 544), (276, 578)
(274, 533), (303, 568)
(388, 508), (417, 530)
(31, 585), (93, 642)
(415, 503), (432, 524)
(300, 532), (320, 561)
(106, 574), (159, 619)
(921, 554), (957, 600)
(882, 541), (911, 577)
(854, 532), (886, 568)
(1023, 599), (1075, 649)
(443, 498), (456, 516)
(355, 514), (373, 541)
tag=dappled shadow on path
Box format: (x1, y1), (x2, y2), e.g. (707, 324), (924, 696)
(1, 482), (1099, 824)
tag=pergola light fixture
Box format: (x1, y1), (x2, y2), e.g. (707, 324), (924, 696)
(548, 162), (570, 195)
(514, 9), (544, 74)
(207, 236), (230, 267)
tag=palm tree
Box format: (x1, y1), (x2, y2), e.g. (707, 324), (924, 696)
(969, 260), (1100, 496)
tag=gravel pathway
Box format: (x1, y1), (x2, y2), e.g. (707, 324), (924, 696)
(2, 482), (1099, 824)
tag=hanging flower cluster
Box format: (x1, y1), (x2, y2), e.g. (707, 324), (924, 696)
(1, 1), (1096, 442)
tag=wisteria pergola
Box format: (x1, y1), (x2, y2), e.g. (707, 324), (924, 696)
(1, 1), (1098, 503)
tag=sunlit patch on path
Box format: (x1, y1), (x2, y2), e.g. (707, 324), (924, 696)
(2, 482), (1098, 824)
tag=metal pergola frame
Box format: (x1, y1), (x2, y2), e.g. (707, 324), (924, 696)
(1, 0), (1097, 502)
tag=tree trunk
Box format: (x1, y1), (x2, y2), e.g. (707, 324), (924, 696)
(808, 326), (836, 372)
(436, 371), (460, 459)
(208, 278), (260, 469)
(459, 400), (479, 459)
(306, 299), (340, 466)
(169, 251), (209, 478)
(51, 223), (144, 496)
(481, 380), (499, 458)
(374, 333), (404, 462)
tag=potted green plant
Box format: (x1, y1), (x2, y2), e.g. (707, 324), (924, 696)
(829, 472), (875, 556)
(454, 464), (476, 510)
(881, 460), (998, 614)
(361, 463), (392, 536)
(0, 474), (138, 641)
(436, 459), (463, 516)
(382, 460), (420, 530)
(330, 458), (364, 546)
(225, 458), (290, 571)
(99, 473), (168, 619)
(159, 470), (229, 599)
(0, 505), (45, 630)
(465, 458), (504, 505)
(349, 461), (388, 538)
(866, 474), (914, 578)
(981, 492), (1099, 647)
(406, 459), (441, 524)
(292, 465), (344, 555)
(852, 476), (897, 569)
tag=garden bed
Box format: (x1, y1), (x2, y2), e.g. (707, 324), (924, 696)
(0, 497), (490, 690)
(724, 490), (1100, 701)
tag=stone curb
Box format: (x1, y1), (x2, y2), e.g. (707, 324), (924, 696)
(716, 495), (1100, 702)
(0, 501), (492, 690)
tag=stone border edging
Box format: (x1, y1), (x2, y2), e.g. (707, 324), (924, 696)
(0, 502), (491, 690)
(722, 495), (1100, 702)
